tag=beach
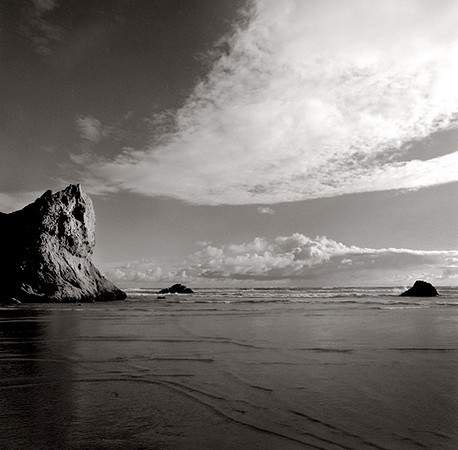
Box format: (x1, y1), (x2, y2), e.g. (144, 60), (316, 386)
(1, 288), (457, 449)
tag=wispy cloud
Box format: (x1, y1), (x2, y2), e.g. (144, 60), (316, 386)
(257, 206), (274, 215)
(76, 116), (105, 143)
(101, 258), (182, 287)
(32, 0), (57, 13)
(103, 265), (165, 284)
(77, 0), (458, 205)
(74, 114), (143, 154)
(23, 0), (62, 56)
(103, 233), (458, 287)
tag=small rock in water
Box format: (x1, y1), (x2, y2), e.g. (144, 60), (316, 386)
(157, 284), (194, 294)
(400, 280), (438, 297)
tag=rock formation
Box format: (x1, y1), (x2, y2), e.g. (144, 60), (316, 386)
(400, 280), (438, 297)
(158, 284), (194, 294)
(0, 184), (126, 303)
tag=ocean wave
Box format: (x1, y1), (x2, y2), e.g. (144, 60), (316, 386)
(122, 286), (458, 309)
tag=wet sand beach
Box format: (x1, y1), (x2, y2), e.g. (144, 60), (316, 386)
(1, 289), (457, 449)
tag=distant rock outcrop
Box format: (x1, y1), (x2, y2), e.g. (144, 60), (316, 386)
(0, 185), (126, 303)
(400, 280), (438, 297)
(158, 284), (194, 294)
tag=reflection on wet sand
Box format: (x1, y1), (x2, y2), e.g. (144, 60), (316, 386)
(0, 301), (457, 449)
(0, 308), (76, 448)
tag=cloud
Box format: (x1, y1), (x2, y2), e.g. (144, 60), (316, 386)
(440, 267), (458, 280)
(101, 258), (182, 286)
(103, 265), (165, 284)
(185, 234), (458, 285)
(32, 0), (57, 13)
(74, 115), (141, 155)
(76, 0), (458, 205)
(257, 206), (274, 215)
(23, 0), (62, 56)
(101, 233), (458, 287)
(75, 115), (111, 143)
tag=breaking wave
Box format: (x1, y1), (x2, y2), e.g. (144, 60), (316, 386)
(123, 286), (458, 309)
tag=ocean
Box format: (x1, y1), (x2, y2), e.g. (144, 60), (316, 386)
(1, 287), (457, 449)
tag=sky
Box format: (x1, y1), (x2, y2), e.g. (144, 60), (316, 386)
(1, 0), (458, 287)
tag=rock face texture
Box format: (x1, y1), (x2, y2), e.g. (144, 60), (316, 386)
(158, 284), (194, 294)
(400, 280), (438, 297)
(0, 185), (126, 303)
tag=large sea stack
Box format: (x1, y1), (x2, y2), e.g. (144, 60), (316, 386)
(0, 184), (126, 303)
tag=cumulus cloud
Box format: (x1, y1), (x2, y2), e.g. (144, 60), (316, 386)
(101, 234), (458, 287)
(185, 234), (458, 284)
(76, 0), (458, 205)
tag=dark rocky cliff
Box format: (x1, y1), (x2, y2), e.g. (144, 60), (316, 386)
(0, 185), (126, 303)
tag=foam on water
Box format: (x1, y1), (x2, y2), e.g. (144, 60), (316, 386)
(123, 286), (458, 309)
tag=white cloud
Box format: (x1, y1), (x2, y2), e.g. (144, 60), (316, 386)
(184, 234), (458, 285)
(257, 206), (274, 215)
(101, 258), (182, 286)
(76, 115), (111, 143)
(101, 234), (458, 287)
(440, 268), (458, 280)
(104, 265), (165, 283)
(76, 116), (102, 143)
(77, 0), (458, 204)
